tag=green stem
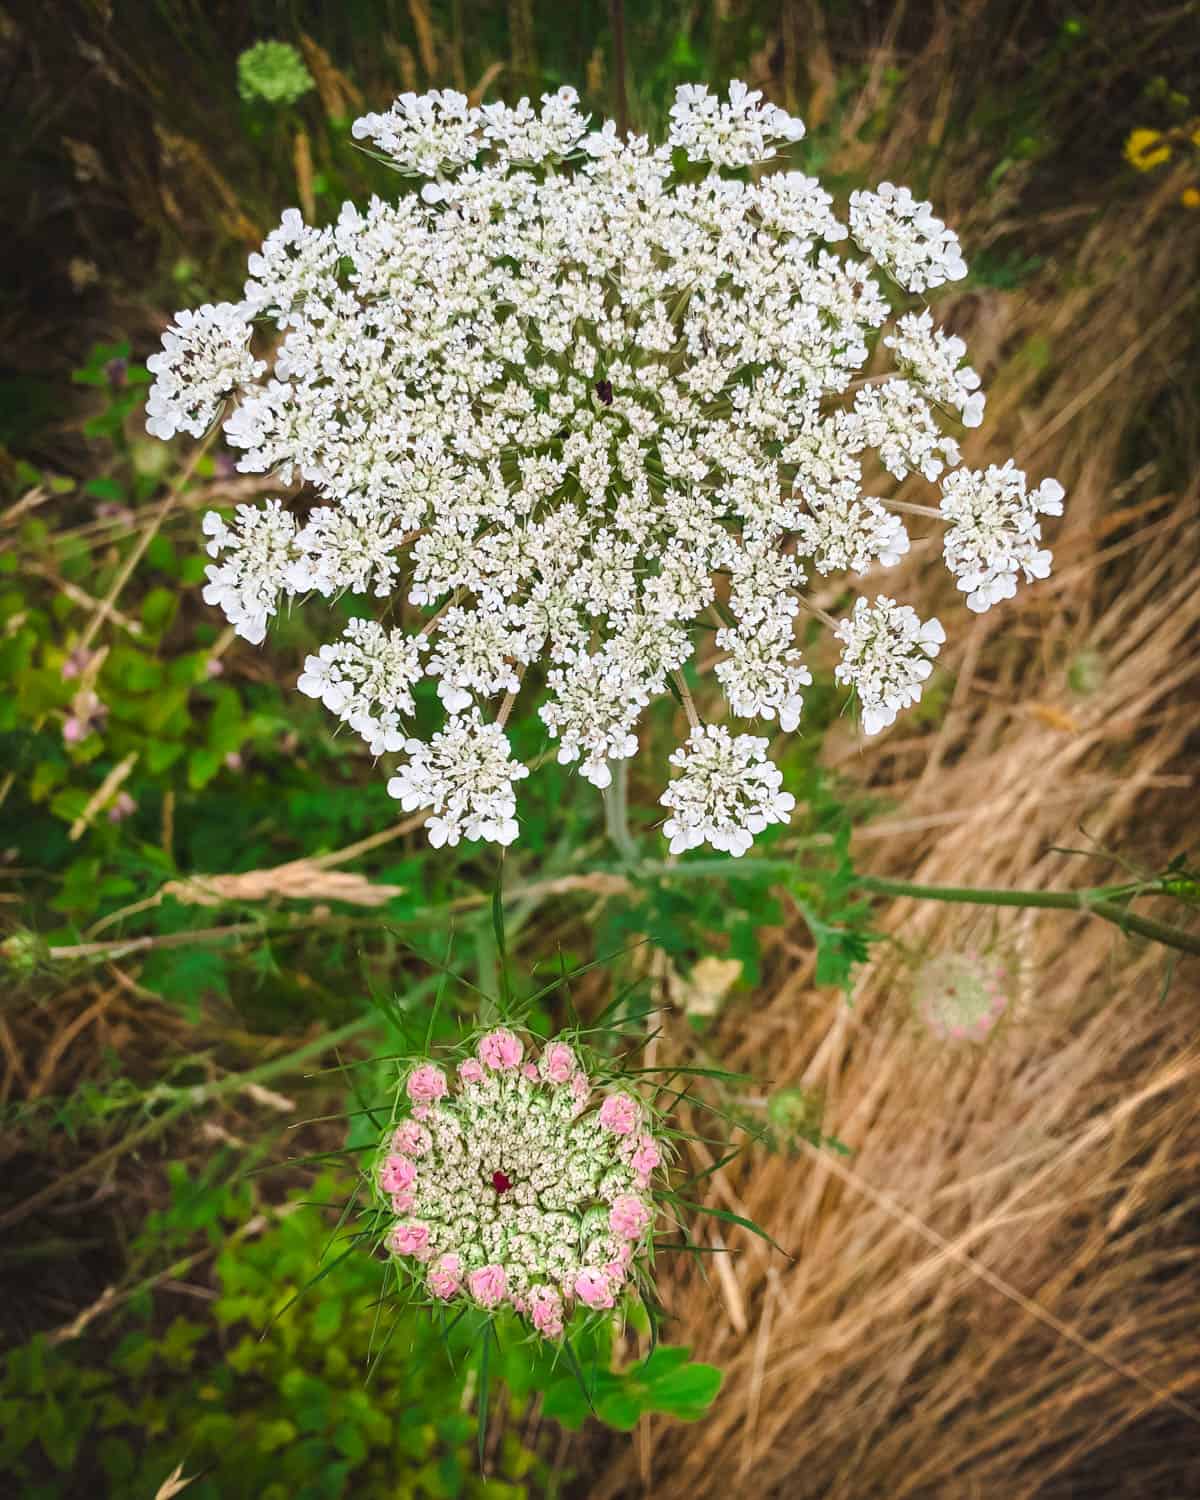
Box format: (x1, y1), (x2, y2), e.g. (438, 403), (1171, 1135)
(604, 758), (639, 865)
(852, 875), (1200, 957)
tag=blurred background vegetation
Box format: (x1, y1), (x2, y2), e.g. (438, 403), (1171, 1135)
(2, 2), (1198, 1497)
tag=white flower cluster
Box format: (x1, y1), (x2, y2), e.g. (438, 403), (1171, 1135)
(661, 726), (796, 856)
(379, 1031), (663, 1338)
(145, 302), (263, 440)
(297, 618), (428, 754)
(939, 461), (1064, 612)
(848, 182), (968, 293)
(386, 709), (529, 847)
(834, 595), (946, 735)
(146, 81), (1064, 855)
(668, 80), (805, 166)
(884, 309), (985, 428)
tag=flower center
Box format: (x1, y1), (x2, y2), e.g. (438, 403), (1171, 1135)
(492, 1170), (513, 1194)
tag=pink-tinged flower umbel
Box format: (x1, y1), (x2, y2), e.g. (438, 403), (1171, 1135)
(468, 1264), (507, 1308)
(574, 1267), (616, 1310)
(406, 1064), (448, 1103)
(380, 1155), (417, 1195)
(539, 1041), (576, 1084)
(630, 1134), (661, 1183)
(609, 1194), (653, 1241)
(391, 1120), (431, 1157)
(427, 1253), (462, 1299)
(374, 1029), (666, 1339)
(599, 1092), (641, 1136)
(389, 1222), (432, 1260)
(478, 1027), (523, 1070)
(529, 1284), (564, 1337)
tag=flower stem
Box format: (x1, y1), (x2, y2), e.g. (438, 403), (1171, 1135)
(852, 874), (1200, 957)
(604, 757), (639, 865)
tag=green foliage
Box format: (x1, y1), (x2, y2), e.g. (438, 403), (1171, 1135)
(0, 1196), (540, 1499)
(541, 1344), (723, 1431)
(238, 42), (316, 108)
(0, 1171), (725, 1497)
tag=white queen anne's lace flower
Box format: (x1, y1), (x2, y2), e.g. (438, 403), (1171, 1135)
(146, 302), (263, 440)
(386, 709), (528, 847)
(200, 500), (299, 646)
(834, 596), (946, 735)
(297, 619), (428, 754)
(149, 80), (1065, 855)
(884, 309), (985, 427)
(848, 182), (968, 293)
(661, 726), (795, 856)
(377, 1030), (664, 1337)
(668, 79), (804, 167)
(939, 461), (1064, 612)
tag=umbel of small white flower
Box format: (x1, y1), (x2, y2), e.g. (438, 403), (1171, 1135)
(146, 81), (1065, 856)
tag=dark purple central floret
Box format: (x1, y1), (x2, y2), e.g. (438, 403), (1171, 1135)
(492, 1170), (513, 1194)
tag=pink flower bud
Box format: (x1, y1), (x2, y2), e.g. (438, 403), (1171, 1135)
(574, 1267), (616, 1310)
(457, 1058), (485, 1085)
(406, 1064), (448, 1103)
(391, 1121), (430, 1157)
(478, 1028), (523, 1071)
(427, 1253), (462, 1300)
(530, 1284), (564, 1338)
(630, 1134), (661, 1180)
(539, 1042), (576, 1085)
(468, 1263), (508, 1308)
(608, 1193), (652, 1240)
(388, 1221), (432, 1260)
(380, 1155), (416, 1195)
(599, 1092), (640, 1136)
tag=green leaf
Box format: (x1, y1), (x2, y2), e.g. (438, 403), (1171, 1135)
(643, 1359), (723, 1420)
(141, 587), (179, 633)
(187, 747), (224, 790)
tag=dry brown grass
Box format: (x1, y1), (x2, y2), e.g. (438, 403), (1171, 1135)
(591, 56), (1200, 1500)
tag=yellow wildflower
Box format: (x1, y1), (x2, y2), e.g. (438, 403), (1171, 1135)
(1124, 128), (1171, 170)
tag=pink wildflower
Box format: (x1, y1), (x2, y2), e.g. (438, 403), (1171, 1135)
(523, 1062), (539, 1081)
(107, 791), (136, 824)
(599, 1092), (640, 1136)
(60, 647), (94, 682)
(609, 1194), (652, 1241)
(468, 1263), (508, 1308)
(380, 1154), (417, 1193)
(630, 1134), (661, 1181)
(478, 1028), (523, 1071)
(406, 1064), (448, 1103)
(530, 1284), (565, 1338)
(539, 1042), (576, 1084)
(458, 1058), (485, 1085)
(427, 1253), (462, 1299)
(392, 1120), (431, 1157)
(388, 1221), (432, 1260)
(574, 1267), (616, 1310)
